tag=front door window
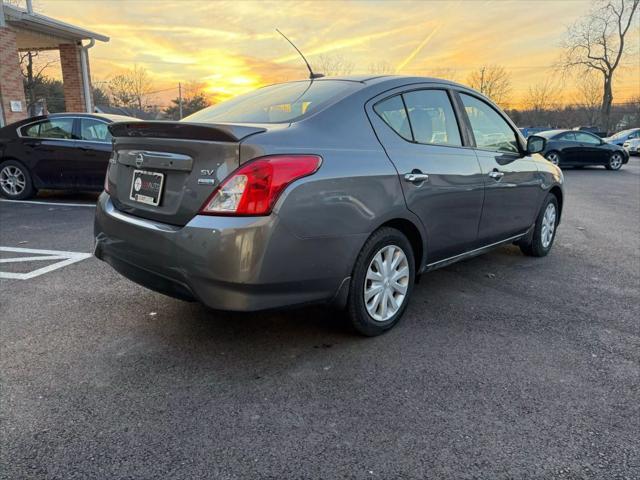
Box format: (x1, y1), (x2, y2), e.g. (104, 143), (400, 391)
(459, 93), (519, 154)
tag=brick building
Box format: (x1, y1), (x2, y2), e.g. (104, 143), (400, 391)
(0, 1), (108, 127)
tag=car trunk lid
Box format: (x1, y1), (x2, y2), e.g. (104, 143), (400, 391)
(106, 121), (265, 226)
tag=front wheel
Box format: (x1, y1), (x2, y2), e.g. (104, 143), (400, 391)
(0, 160), (35, 200)
(347, 227), (415, 336)
(605, 152), (624, 170)
(519, 194), (559, 257)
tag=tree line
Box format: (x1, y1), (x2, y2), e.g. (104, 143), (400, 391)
(18, 0), (638, 130)
(20, 59), (213, 121)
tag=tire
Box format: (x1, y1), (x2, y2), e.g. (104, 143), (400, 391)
(0, 160), (36, 200)
(545, 151), (561, 166)
(519, 194), (559, 257)
(347, 227), (415, 336)
(605, 152), (624, 170)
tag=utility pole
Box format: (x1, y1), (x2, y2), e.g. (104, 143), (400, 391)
(178, 82), (183, 120)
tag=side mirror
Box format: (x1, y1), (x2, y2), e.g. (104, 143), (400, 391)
(527, 135), (546, 154)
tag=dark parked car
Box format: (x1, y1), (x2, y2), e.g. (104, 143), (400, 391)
(0, 113), (138, 199)
(95, 76), (563, 336)
(519, 127), (549, 138)
(537, 129), (629, 170)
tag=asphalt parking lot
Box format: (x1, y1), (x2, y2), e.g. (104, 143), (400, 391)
(1, 161), (639, 479)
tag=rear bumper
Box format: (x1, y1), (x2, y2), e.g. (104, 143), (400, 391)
(94, 193), (356, 311)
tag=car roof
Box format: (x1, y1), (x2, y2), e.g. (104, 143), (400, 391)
(0, 112), (140, 133)
(538, 129), (572, 138)
(270, 75), (468, 90)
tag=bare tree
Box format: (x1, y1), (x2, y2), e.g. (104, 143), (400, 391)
(466, 65), (512, 106)
(108, 74), (135, 108)
(4, 0), (37, 7)
(182, 81), (209, 100)
(108, 65), (153, 109)
(522, 79), (562, 126)
(427, 68), (459, 82)
(574, 72), (604, 125)
(560, 0), (639, 129)
(313, 54), (355, 77)
(367, 61), (394, 74)
(19, 51), (59, 115)
(525, 79), (561, 112)
(629, 95), (640, 122)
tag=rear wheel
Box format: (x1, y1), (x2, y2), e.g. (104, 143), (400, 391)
(0, 160), (35, 200)
(347, 227), (415, 336)
(545, 151), (560, 166)
(605, 152), (623, 170)
(520, 194), (559, 257)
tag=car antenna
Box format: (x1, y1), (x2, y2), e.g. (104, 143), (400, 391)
(276, 28), (324, 80)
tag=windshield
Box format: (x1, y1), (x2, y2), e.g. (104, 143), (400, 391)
(183, 80), (359, 124)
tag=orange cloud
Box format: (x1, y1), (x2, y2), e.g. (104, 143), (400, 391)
(35, 0), (639, 109)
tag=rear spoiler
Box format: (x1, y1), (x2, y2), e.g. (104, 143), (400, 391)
(108, 121), (266, 142)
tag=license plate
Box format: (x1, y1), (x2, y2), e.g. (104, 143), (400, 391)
(129, 169), (164, 206)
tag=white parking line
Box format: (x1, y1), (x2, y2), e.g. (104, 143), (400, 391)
(0, 199), (96, 207)
(0, 246), (92, 280)
(0, 255), (69, 263)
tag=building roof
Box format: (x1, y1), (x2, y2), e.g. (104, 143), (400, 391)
(1, 2), (109, 43)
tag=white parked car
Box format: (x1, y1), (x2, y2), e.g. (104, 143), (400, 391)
(623, 137), (640, 156)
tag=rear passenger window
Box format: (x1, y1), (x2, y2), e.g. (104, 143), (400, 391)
(374, 95), (412, 140)
(403, 90), (461, 146)
(22, 118), (75, 140)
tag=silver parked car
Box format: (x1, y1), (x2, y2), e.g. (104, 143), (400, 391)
(603, 127), (640, 146)
(95, 76), (563, 336)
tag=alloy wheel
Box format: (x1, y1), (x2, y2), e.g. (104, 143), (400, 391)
(546, 152), (559, 165)
(609, 153), (623, 170)
(541, 203), (557, 249)
(364, 244), (410, 322)
(0, 166), (26, 197)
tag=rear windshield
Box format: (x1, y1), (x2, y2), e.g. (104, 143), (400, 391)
(183, 80), (359, 124)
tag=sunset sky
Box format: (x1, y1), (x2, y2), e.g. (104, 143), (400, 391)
(34, 0), (640, 109)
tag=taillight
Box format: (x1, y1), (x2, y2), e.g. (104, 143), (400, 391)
(105, 153), (116, 193)
(200, 155), (322, 216)
(104, 165), (110, 194)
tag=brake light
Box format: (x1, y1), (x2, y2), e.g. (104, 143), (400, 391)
(200, 155), (322, 216)
(104, 164), (110, 194)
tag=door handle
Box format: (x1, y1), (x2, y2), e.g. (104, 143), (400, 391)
(488, 170), (504, 180)
(404, 172), (429, 183)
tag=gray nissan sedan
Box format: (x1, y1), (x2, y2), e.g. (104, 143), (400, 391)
(94, 75), (563, 336)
